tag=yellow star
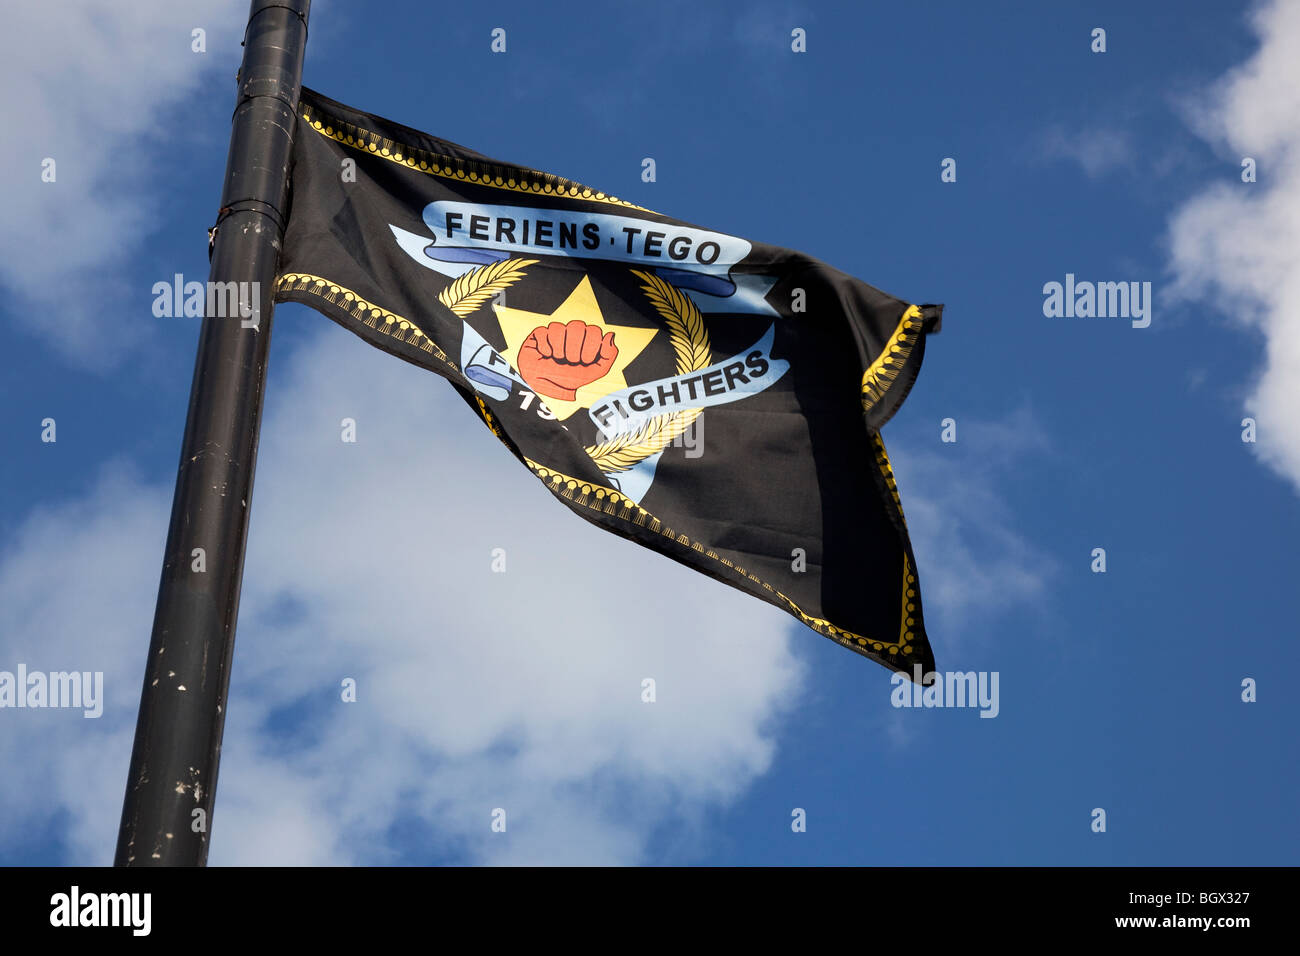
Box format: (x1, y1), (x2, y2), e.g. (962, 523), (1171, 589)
(495, 275), (658, 421)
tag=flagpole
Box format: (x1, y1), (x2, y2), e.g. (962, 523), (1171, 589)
(114, 0), (310, 866)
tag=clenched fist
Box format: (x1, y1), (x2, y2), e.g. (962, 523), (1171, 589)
(518, 320), (618, 401)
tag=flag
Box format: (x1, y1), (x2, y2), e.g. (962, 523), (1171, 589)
(275, 87), (944, 678)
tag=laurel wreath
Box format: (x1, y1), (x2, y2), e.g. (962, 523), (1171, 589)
(437, 257), (539, 317)
(438, 260), (711, 477)
(583, 270), (711, 475)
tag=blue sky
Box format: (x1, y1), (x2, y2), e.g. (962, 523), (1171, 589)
(1, 0), (1297, 865)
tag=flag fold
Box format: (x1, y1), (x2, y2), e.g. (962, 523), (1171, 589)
(276, 87), (943, 678)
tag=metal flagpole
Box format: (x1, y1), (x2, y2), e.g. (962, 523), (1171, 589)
(115, 0), (310, 866)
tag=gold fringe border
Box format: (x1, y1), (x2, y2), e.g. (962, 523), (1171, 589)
(301, 101), (650, 212)
(274, 272), (456, 371)
(870, 431), (906, 527)
(275, 268), (923, 661)
(861, 304), (923, 414)
(519, 458), (917, 658)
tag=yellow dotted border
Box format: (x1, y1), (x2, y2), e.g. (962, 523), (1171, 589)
(275, 269), (923, 663)
(861, 304), (922, 415)
(274, 272), (456, 370)
(870, 432), (906, 525)
(475, 396), (503, 439)
(302, 102), (650, 212)
(516, 457), (916, 658)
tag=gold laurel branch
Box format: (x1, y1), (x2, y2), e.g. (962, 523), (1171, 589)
(629, 269), (711, 370)
(437, 258), (539, 317)
(583, 271), (712, 474)
(585, 407), (705, 474)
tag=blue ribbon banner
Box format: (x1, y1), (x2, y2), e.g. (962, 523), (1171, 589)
(588, 325), (788, 439)
(390, 200), (779, 315)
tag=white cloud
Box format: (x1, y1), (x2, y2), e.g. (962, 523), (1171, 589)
(885, 408), (1055, 651)
(0, 320), (1056, 862)
(0, 1), (246, 364)
(1040, 125), (1135, 179)
(0, 320), (804, 865)
(0, 1), (1070, 866)
(0, 464), (167, 862)
(860, 409), (1054, 751)
(1167, 0), (1300, 493)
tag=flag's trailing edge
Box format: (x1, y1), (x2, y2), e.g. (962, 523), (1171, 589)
(275, 86), (944, 680)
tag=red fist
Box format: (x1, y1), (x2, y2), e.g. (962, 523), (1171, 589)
(518, 320), (618, 401)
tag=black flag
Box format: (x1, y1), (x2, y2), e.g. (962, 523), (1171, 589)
(276, 87), (944, 678)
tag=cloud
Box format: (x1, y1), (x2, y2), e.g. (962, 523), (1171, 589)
(885, 408), (1055, 650)
(0, 464), (167, 862)
(0, 320), (804, 865)
(0, 1), (246, 364)
(1166, 0), (1300, 493)
(0, 327), (1054, 862)
(863, 408), (1054, 751)
(1039, 125), (1135, 179)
